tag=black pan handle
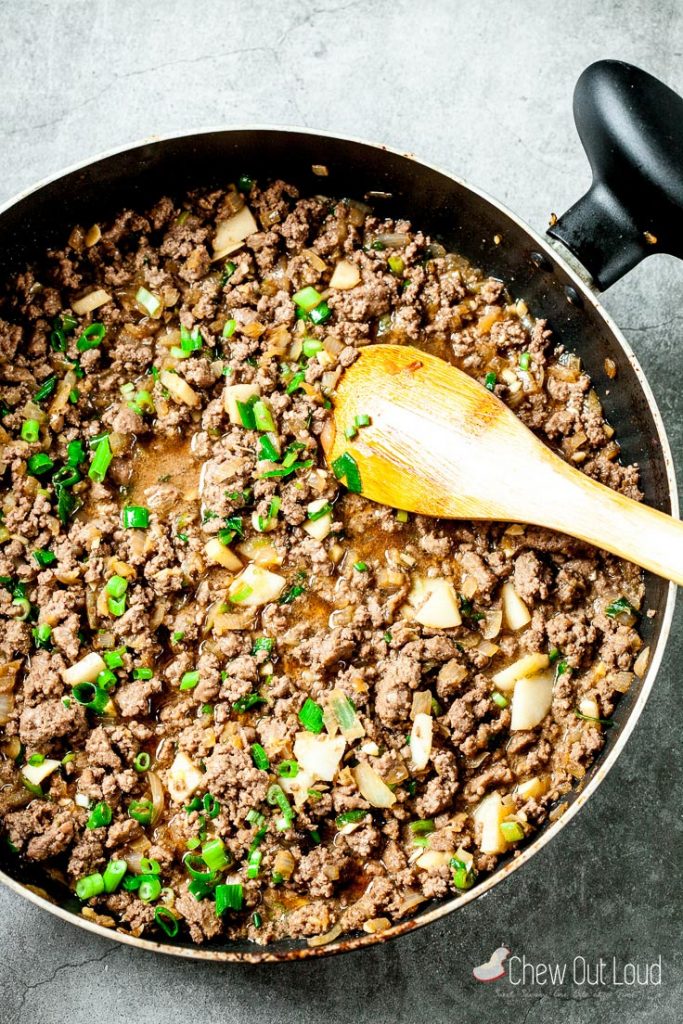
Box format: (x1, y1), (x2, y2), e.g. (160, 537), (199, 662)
(547, 59), (683, 290)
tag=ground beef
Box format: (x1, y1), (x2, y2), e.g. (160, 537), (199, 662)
(0, 176), (646, 949)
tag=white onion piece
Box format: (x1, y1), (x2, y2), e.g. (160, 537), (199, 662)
(228, 564), (285, 607)
(473, 791), (507, 854)
(327, 688), (365, 741)
(166, 751), (203, 804)
(22, 759), (60, 787)
(0, 692), (14, 725)
(307, 922), (343, 948)
(272, 848), (295, 881)
(415, 849), (452, 870)
(294, 732), (346, 781)
(148, 770), (165, 825)
(329, 260), (361, 290)
(515, 776), (549, 801)
(62, 652), (106, 687)
(281, 768), (317, 808)
(633, 646), (650, 679)
(204, 538), (243, 571)
(492, 652), (549, 692)
(213, 205), (258, 259)
(72, 289), (112, 315)
(510, 670), (554, 730)
(481, 609), (503, 640)
(410, 713), (433, 770)
(352, 763), (396, 808)
(410, 578), (461, 629)
(411, 690), (432, 719)
(501, 582), (531, 630)
(159, 370), (200, 408)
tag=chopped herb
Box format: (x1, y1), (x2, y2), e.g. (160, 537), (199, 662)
(387, 255), (404, 275)
(286, 370), (306, 395)
(238, 174), (254, 192)
(220, 261), (237, 287)
(21, 419), (40, 443)
(32, 549), (56, 569)
(548, 646), (561, 663)
(353, 560), (368, 572)
(136, 287), (161, 317)
(336, 809), (368, 827)
(292, 286), (323, 312)
(154, 906), (179, 938)
(251, 743), (270, 771)
(128, 799), (154, 825)
(180, 671), (200, 691)
(122, 505), (149, 529)
(276, 760), (299, 778)
(492, 691), (509, 709)
(27, 453), (54, 477)
(252, 636), (274, 654)
(88, 435), (113, 482)
(519, 351), (531, 371)
(34, 375), (57, 402)
(298, 697), (323, 733)
(279, 583), (305, 605)
(32, 623), (52, 649)
(77, 323), (106, 351)
(451, 856), (476, 890)
(134, 752), (151, 772)
(309, 301), (331, 325)
(252, 399), (275, 432)
(302, 337), (323, 357)
(383, 631), (392, 644)
(331, 451), (362, 493)
(605, 596), (635, 619)
(222, 318), (237, 338)
(484, 371), (497, 391)
(233, 693), (266, 713)
(86, 801), (112, 830)
(215, 883), (243, 916)
(500, 821), (525, 842)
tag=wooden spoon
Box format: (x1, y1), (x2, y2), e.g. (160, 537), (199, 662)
(322, 343), (683, 585)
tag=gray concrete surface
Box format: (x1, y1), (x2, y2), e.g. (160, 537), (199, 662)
(0, 1), (681, 1021)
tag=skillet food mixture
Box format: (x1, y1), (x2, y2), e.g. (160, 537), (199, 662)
(0, 178), (649, 946)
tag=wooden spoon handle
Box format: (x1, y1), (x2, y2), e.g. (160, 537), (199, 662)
(530, 452), (683, 585)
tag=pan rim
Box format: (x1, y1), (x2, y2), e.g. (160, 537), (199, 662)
(0, 123), (677, 962)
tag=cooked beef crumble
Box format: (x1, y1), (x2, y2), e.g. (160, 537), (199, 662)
(0, 178), (648, 946)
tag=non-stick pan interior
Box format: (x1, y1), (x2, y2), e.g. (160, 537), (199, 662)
(0, 130), (675, 958)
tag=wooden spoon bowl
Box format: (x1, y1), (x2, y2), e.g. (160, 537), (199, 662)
(322, 344), (683, 585)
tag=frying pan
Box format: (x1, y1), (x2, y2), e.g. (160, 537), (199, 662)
(0, 59), (681, 961)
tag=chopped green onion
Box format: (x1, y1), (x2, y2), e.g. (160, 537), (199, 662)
(96, 669), (117, 692)
(128, 799), (154, 825)
(336, 809), (368, 827)
(251, 637), (274, 654)
(104, 647), (126, 669)
(12, 597), (31, 621)
(34, 375), (57, 402)
(106, 575), (128, 599)
(154, 906), (179, 938)
(246, 847), (262, 879)
(345, 425), (358, 440)
(50, 328), (67, 352)
(251, 743), (270, 771)
(355, 413), (371, 427)
(266, 784), (294, 828)
(309, 301), (331, 325)
(132, 666), (153, 680)
(71, 682), (110, 714)
(605, 596), (635, 619)
(220, 261), (237, 286)
(519, 352), (531, 371)
(396, 509), (409, 523)
(32, 623), (52, 649)
(201, 837), (230, 872)
(26, 753), (45, 767)
(298, 697), (323, 733)
(87, 801), (112, 830)
(215, 883), (243, 916)
(500, 821), (525, 842)
(21, 419), (40, 443)
(233, 693), (266, 713)
(180, 670), (200, 691)
(492, 691), (509, 709)
(408, 819), (435, 835)
(484, 371), (497, 391)
(222, 318), (237, 338)
(252, 911), (262, 928)
(276, 760), (299, 778)
(308, 501), (332, 522)
(77, 323), (106, 352)
(575, 708), (614, 727)
(33, 549), (56, 569)
(183, 852), (218, 880)
(76, 872), (104, 900)
(302, 337), (323, 357)
(122, 505), (149, 529)
(134, 752), (151, 772)
(136, 286), (161, 317)
(236, 397), (258, 430)
(138, 875), (162, 902)
(27, 452), (54, 477)
(548, 646), (561, 663)
(202, 793), (220, 819)
(229, 583), (253, 604)
(88, 435), (113, 482)
(179, 325), (203, 353)
(258, 434), (280, 462)
(102, 859), (127, 893)
(252, 399), (275, 432)
(238, 174), (254, 192)
(451, 857), (476, 890)
(331, 451), (362, 493)
(353, 561), (368, 572)
(66, 439), (86, 466)
(292, 286), (323, 312)
(286, 370), (306, 395)
(387, 255), (404, 275)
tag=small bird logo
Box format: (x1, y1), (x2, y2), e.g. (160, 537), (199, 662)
(472, 946), (511, 982)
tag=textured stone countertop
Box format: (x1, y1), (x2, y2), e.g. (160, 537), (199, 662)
(0, 2), (681, 1022)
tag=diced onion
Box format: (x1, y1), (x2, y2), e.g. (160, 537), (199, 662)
(515, 776), (550, 801)
(510, 670), (554, 731)
(501, 582), (531, 630)
(492, 652), (549, 692)
(409, 577), (461, 629)
(159, 370), (200, 408)
(307, 922), (342, 948)
(329, 260), (361, 290)
(352, 763), (396, 808)
(415, 849), (452, 870)
(481, 609), (502, 640)
(633, 647), (650, 679)
(22, 759), (60, 787)
(228, 564), (285, 607)
(473, 791), (508, 854)
(72, 289), (112, 315)
(204, 538), (243, 571)
(213, 206), (258, 259)
(272, 848), (295, 881)
(62, 652), (107, 687)
(166, 751), (203, 804)
(410, 713), (433, 770)
(411, 691), (432, 719)
(148, 769), (165, 825)
(327, 688), (365, 741)
(293, 732), (346, 781)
